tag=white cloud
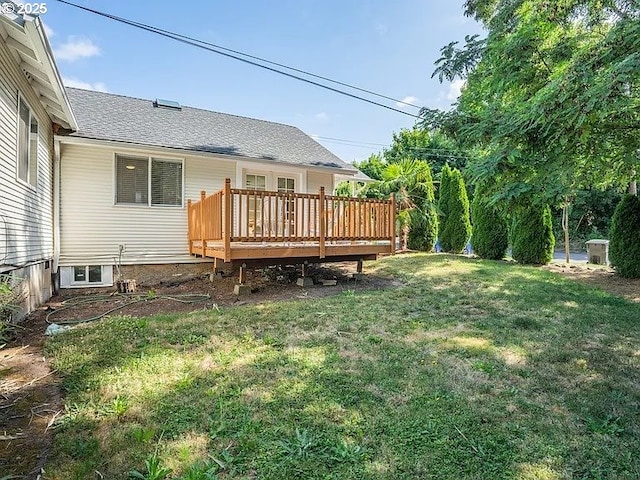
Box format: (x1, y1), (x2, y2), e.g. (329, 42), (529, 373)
(62, 77), (108, 92)
(315, 112), (329, 121)
(395, 96), (419, 108)
(447, 79), (465, 101)
(54, 36), (100, 62)
(42, 23), (54, 39)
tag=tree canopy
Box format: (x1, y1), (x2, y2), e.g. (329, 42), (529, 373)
(383, 128), (468, 174)
(421, 0), (639, 205)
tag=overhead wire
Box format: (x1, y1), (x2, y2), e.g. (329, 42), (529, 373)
(54, 0), (423, 119)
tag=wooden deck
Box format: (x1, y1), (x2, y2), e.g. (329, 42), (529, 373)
(187, 178), (395, 267)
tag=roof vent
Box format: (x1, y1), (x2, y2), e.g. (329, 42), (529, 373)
(153, 98), (181, 110)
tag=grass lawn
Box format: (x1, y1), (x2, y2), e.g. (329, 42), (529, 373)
(44, 254), (640, 479)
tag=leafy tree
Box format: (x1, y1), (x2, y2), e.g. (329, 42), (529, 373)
(511, 204), (555, 265)
(334, 181), (353, 197)
(380, 159), (438, 251)
(440, 168), (472, 253)
(384, 128), (467, 174)
(353, 153), (385, 181)
(422, 1), (639, 221)
(609, 195), (640, 278)
(471, 186), (508, 260)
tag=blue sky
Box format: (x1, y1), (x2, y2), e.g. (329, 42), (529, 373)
(42, 0), (483, 163)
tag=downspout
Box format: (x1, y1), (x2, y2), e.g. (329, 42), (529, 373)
(53, 137), (61, 291)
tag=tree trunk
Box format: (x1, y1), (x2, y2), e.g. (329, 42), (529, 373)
(630, 180), (637, 196)
(562, 204), (570, 264)
(402, 225), (409, 251)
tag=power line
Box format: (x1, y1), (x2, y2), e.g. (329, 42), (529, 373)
(54, 0), (423, 119)
(312, 135), (472, 159)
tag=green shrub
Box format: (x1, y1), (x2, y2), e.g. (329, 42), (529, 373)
(440, 168), (472, 253)
(438, 164), (452, 225)
(407, 162), (438, 251)
(471, 188), (508, 260)
(511, 204), (555, 264)
(609, 194), (640, 278)
(408, 203), (438, 251)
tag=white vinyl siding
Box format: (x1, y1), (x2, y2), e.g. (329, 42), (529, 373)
(0, 35), (54, 268)
(59, 143), (236, 266)
(307, 170), (334, 194)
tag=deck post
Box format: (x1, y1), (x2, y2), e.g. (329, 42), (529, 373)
(200, 191), (206, 257)
(390, 193), (396, 254)
(319, 186), (326, 259)
(187, 199), (193, 255)
(357, 258), (363, 273)
(239, 262), (247, 284)
(223, 178), (232, 263)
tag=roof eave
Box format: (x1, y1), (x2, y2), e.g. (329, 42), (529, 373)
(56, 134), (360, 174)
(0, 11), (77, 130)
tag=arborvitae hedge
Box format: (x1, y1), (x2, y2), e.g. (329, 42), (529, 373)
(609, 194), (640, 278)
(440, 168), (471, 253)
(511, 204), (555, 264)
(408, 162), (438, 251)
(408, 204), (438, 251)
(471, 188), (508, 260)
(438, 164), (452, 228)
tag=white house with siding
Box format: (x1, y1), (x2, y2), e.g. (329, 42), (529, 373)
(55, 89), (361, 288)
(0, 6), (76, 317)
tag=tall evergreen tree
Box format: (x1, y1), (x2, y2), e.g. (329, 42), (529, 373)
(511, 204), (555, 265)
(438, 164), (452, 231)
(440, 168), (472, 253)
(471, 186), (508, 260)
(609, 195), (640, 278)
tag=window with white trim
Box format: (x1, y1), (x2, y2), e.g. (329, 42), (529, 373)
(17, 97), (38, 186)
(60, 265), (114, 288)
(115, 155), (183, 206)
(74, 265), (103, 283)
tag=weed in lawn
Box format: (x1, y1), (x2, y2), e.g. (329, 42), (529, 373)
(277, 428), (319, 459)
(329, 438), (364, 463)
(111, 396), (129, 417)
(128, 452), (172, 480)
(132, 426), (156, 444)
(179, 461), (219, 480)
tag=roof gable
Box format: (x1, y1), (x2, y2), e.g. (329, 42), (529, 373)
(63, 88), (354, 171)
(0, 3), (77, 129)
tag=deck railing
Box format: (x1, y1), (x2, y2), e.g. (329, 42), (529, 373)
(188, 178), (396, 262)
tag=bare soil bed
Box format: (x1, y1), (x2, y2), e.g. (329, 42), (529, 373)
(545, 262), (640, 302)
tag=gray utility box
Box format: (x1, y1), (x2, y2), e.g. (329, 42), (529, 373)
(586, 239), (609, 265)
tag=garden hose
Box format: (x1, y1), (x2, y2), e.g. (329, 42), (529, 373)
(45, 293), (211, 325)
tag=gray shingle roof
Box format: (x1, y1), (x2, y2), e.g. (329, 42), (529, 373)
(64, 88), (354, 171)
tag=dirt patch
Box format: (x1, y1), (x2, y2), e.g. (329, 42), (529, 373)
(545, 263), (640, 302)
(0, 262), (396, 477)
(1, 313), (62, 479)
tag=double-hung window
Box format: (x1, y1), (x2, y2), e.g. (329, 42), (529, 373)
(17, 97), (38, 187)
(115, 154), (183, 206)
